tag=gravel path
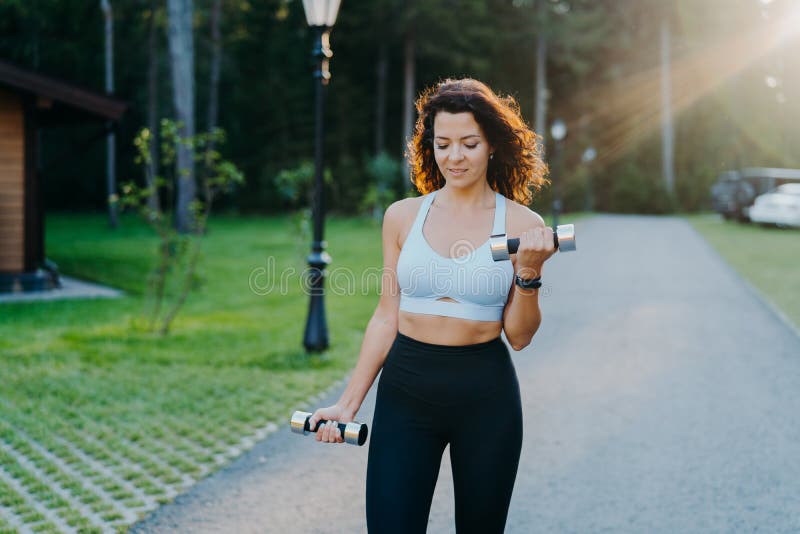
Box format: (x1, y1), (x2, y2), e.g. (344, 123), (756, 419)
(130, 214), (800, 534)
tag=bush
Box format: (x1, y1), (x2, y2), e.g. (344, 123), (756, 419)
(606, 160), (676, 214)
(273, 160), (333, 209)
(116, 119), (245, 335)
(360, 151), (401, 221)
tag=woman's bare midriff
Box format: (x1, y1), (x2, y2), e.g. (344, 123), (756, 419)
(398, 307), (503, 345)
(393, 193), (515, 346)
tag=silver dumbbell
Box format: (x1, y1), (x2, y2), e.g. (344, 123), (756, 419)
(489, 223), (576, 262)
(290, 410), (369, 446)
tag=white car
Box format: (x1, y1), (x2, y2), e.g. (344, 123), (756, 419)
(747, 183), (800, 228)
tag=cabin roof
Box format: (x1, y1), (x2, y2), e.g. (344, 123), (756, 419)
(0, 58), (127, 121)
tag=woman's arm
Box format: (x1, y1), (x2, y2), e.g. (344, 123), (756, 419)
(502, 207), (552, 351)
(502, 276), (543, 351)
(336, 200), (405, 420)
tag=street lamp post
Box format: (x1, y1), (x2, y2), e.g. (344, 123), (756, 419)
(301, 0), (341, 353)
(550, 118), (567, 229)
(581, 146), (596, 213)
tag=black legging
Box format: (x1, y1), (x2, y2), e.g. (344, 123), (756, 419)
(366, 331), (523, 533)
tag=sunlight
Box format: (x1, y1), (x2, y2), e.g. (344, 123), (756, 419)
(563, 4), (800, 171)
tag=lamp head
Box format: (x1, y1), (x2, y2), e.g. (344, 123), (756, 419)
(550, 119), (567, 141)
(302, 0), (342, 27)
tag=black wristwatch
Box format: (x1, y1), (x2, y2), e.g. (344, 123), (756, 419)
(515, 273), (542, 289)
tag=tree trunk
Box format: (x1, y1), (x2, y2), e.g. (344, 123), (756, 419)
(146, 0), (160, 214)
(166, 0), (196, 233)
(101, 0), (118, 228)
(203, 0), (222, 202)
(660, 18), (675, 197)
(371, 41), (389, 221)
(375, 40), (388, 156)
(207, 0), (222, 138)
(401, 28), (415, 195)
(534, 0), (548, 161)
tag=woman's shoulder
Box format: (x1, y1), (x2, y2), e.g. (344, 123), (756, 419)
(504, 197), (546, 236)
(383, 195), (426, 246)
(385, 194), (426, 224)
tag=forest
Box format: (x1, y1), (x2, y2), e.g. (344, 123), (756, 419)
(1, 0), (797, 216)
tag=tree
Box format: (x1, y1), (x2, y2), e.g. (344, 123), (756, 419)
(394, 0), (496, 193)
(121, 120), (244, 335)
(145, 0), (162, 215)
(534, 0), (548, 158)
(166, 0), (197, 233)
(100, 0), (118, 228)
(206, 0), (222, 149)
(660, 16), (675, 198)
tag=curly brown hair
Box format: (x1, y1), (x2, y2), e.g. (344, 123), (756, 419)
(405, 78), (549, 206)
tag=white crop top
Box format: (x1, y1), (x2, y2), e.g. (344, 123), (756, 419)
(396, 189), (515, 322)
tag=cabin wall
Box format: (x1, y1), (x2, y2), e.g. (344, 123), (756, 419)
(0, 87), (24, 273)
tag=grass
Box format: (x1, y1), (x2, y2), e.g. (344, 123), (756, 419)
(1, 210), (386, 532)
(682, 212), (800, 330)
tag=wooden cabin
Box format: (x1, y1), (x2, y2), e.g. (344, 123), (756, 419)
(0, 59), (126, 293)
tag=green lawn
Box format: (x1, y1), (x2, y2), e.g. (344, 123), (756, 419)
(683, 212), (800, 331)
(1, 211), (385, 533)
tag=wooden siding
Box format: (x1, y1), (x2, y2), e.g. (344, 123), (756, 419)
(0, 87), (24, 273)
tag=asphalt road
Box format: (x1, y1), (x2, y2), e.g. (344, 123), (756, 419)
(130, 214), (800, 534)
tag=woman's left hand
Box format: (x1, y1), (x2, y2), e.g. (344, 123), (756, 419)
(515, 225), (556, 277)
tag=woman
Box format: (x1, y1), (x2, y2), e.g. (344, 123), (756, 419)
(308, 78), (554, 533)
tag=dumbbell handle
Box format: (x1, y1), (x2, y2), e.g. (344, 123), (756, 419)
(506, 234), (559, 254)
(491, 223), (575, 261)
(290, 410), (369, 446)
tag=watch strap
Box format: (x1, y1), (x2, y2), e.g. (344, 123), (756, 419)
(515, 273), (542, 289)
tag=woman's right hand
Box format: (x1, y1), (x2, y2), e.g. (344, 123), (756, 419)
(308, 403), (355, 444)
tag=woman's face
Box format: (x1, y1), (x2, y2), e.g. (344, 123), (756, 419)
(432, 111), (493, 188)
